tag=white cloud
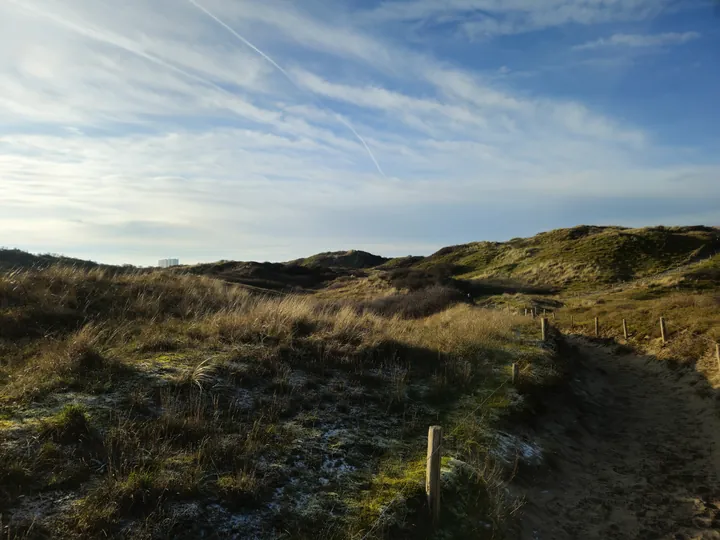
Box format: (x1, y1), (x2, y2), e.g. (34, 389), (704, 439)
(574, 31), (701, 50)
(365, 0), (674, 38)
(0, 0), (717, 264)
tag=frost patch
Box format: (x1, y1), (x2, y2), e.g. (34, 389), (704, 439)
(322, 456), (356, 477)
(204, 503), (265, 539)
(492, 432), (543, 465)
(4, 490), (78, 525)
(508, 389), (525, 408)
(229, 388), (254, 411)
(269, 485), (336, 520)
(288, 371), (307, 389)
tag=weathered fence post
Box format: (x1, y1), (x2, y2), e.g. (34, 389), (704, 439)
(660, 317), (667, 344)
(541, 318), (548, 342)
(426, 426), (442, 525)
(512, 363), (519, 385)
(594, 317), (600, 337)
(622, 319), (628, 341)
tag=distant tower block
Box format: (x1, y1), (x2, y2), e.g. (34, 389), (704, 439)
(158, 258), (179, 268)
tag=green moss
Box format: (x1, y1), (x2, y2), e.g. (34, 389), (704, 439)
(216, 470), (260, 509)
(45, 463), (92, 490)
(72, 470), (167, 527)
(40, 404), (93, 445)
(349, 456), (426, 531)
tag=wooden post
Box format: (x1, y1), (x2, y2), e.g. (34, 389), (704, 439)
(541, 318), (548, 342)
(660, 317), (667, 344)
(622, 319), (628, 340)
(426, 426), (442, 525)
(524, 308), (528, 317)
(552, 312), (556, 321)
(531, 308), (536, 319)
(594, 317), (599, 337)
(542, 308), (546, 316)
(716, 343), (720, 372)
(512, 363), (518, 385)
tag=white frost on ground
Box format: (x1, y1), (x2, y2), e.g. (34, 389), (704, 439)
(322, 455), (356, 477)
(288, 371), (307, 390)
(203, 503), (266, 539)
(492, 432), (543, 466)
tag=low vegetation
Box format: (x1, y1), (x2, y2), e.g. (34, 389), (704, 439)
(557, 283), (720, 383)
(0, 248), (107, 272)
(407, 225), (719, 290)
(486, 247), (720, 390)
(0, 266), (552, 538)
(4, 224), (717, 538)
(178, 260), (346, 292)
(288, 250), (390, 269)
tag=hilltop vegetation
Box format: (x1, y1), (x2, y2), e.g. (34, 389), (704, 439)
(289, 250), (390, 270)
(413, 226), (719, 290)
(179, 260), (346, 293)
(550, 249), (720, 379)
(8, 224), (715, 295)
(180, 225), (719, 296)
(0, 248), (108, 272)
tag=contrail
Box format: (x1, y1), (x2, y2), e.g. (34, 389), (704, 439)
(186, 0), (386, 177)
(16, 0), (372, 177)
(9, 0), (235, 102)
(187, 0), (293, 83)
(334, 115), (386, 177)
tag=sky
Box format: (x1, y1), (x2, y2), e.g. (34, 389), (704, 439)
(1, 0), (719, 266)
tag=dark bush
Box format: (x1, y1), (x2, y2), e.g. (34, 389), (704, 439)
(386, 264), (458, 291)
(360, 286), (466, 319)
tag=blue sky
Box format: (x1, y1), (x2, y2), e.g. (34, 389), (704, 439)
(1, 0), (719, 266)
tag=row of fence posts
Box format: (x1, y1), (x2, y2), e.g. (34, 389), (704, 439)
(427, 314), (555, 525)
(524, 309), (676, 346)
(424, 312), (720, 527)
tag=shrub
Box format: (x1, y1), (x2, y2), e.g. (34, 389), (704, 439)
(386, 265), (457, 291)
(41, 404), (92, 445)
(360, 286), (465, 319)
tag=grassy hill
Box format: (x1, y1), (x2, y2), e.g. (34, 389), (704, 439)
(3, 225), (720, 538)
(413, 225), (719, 290)
(0, 266), (553, 539)
(289, 250), (390, 269)
(179, 260), (350, 292)
(376, 256), (425, 270)
(0, 249), (107, 272)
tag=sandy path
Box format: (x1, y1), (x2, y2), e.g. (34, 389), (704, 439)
(511, 337), (720, 539)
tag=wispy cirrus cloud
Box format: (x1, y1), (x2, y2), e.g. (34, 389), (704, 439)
(574, 31), (702, 50)
(364, 0), (674, 38)
(0, 0), (717, 265)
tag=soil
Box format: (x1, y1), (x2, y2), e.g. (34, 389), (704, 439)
(511, 337), (720, 539)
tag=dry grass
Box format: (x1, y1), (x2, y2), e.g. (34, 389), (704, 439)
(0, 267), (547, 539)
(418, 225), (719, 290)
(558, 285), (720, 383)
(312, 272), (397, 301)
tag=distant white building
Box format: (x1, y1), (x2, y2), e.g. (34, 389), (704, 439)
(158, 258), (179, 268)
